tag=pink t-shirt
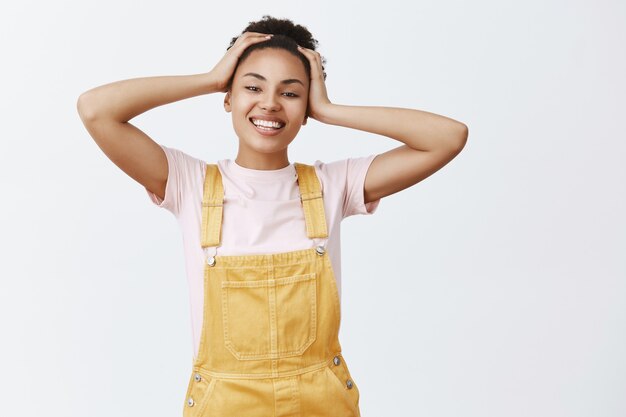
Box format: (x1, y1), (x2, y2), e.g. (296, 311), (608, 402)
(146, 144), (381, 360)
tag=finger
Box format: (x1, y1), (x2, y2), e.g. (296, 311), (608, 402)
(241, 31), (272, 37)
(297, 46), (320, 56)
(297, 46), (324, 77)
(297, 46), (322, 65)
(235, 32), (273, 47)
(248, 34), (273, 44)
(243, 31), (273, 39)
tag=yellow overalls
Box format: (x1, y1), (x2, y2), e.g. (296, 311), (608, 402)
(182, 162), (362, 417)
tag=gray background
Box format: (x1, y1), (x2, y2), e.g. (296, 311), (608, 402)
(1, 0), (624, 416)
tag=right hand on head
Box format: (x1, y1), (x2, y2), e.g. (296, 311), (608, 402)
(209, 32), (274, 93)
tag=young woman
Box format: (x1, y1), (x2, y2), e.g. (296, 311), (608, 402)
(77, 15), (467, 417)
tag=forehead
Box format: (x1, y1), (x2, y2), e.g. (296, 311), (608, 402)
(236, 48), (307, 82)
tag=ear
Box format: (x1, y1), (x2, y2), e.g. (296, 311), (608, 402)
(223, 91), (232, 113)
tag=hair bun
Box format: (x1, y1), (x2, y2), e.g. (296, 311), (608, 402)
(228, 15), (320, 54)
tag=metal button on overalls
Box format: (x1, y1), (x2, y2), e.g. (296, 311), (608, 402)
(183, 163), (361, 417)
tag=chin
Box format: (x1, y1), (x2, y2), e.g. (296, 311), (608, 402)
(238, 136), (289, 153)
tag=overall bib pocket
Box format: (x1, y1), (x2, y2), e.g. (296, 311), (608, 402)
(221, 272), (317, 360)
(182, 370), (217, 417)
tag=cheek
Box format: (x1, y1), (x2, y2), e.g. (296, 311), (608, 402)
(232, 100), (252, 116)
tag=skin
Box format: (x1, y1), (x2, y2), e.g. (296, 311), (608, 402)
(295, 44), (469, 205)
(224, 48), (310, 170)
(76, 31), (469, 206)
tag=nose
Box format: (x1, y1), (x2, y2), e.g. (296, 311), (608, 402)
(260, 91), (281, 112)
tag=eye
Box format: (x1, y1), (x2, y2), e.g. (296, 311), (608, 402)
(244, 86), (299, 98)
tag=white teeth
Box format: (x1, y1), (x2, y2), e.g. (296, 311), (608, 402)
(251, 118), (284, 129)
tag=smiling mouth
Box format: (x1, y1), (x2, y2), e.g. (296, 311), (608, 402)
(249, 118), (286, 131)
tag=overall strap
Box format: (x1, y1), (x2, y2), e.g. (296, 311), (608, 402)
(200, 162), (329, 248)
(294, 163), (329, 239)
(200, 164), (224, 248)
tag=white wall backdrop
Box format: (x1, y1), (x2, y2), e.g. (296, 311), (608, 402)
(1, 0), (624, 416)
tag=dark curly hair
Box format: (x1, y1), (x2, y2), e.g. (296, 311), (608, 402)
(225, 15), (327, 91)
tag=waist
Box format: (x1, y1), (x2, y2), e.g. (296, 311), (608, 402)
(192, 355), (338, 380)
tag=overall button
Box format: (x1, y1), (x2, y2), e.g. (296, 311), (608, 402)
(346, 379), (354, 389)
(187, 397), (195, 407)
(194, 372), (202, 382)
(207, 256), (216, 266)
(316, 245), (325, 255)
(333, 356), (341, 366)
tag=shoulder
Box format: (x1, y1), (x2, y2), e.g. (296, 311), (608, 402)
(161, 144), (206, 167)
(309, 155), (381, 218)
(312, 154), (378, 185)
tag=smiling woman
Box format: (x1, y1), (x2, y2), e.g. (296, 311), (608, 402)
(224, 47), (311, 163)
(243, 72), (305, 132)
(76, 13), (467, 417)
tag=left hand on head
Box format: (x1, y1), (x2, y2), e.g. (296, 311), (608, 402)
(297, 45), (333, 122)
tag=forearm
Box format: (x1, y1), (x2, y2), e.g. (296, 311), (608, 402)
(318, 104), (467, 151)
(77, 72), (221, 122)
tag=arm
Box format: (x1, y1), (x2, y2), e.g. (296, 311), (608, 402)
(77, 32), (274, 201)
(76, 73), (221, 201)
(296, 45), (468, 205)
(317, 104), (468, 204)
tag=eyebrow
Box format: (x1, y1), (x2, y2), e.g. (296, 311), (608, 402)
(242, 72), (305, 87)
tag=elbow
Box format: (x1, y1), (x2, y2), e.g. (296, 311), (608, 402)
(450, 123), (468, 152)
(76, 92), (98, 123)
(458, 123), (469, 141)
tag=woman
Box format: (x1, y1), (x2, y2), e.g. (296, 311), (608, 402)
(77, 14), (468, 417)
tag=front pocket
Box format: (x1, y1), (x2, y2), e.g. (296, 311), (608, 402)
(182, 370), (217, 417)
(326, 359), (360, 408)
(221, 272), (317, 359)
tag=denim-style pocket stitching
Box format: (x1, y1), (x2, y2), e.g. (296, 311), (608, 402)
(183, 372), (217, 417)
(221, 272), (318, 360)
(322, 255), (342, 331)
(326, 362), (360, 408)
(196, 378), (217, 415)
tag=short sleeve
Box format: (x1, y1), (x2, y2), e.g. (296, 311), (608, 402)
(343, 154), (381, 218)
(145, 144), (205, 218)
(316, 154), (381, 220)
